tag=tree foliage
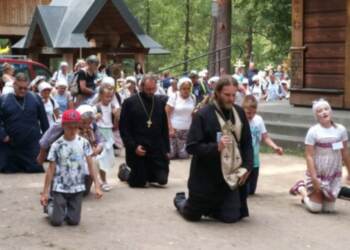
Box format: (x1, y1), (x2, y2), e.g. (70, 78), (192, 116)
(125, 0), (291, 74)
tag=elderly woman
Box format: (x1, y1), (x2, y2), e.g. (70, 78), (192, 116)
(165, 77), (196, 159)
(52, 81), (74, 115)
(38, 82), (60, 127)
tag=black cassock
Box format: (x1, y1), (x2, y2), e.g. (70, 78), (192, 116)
(119, 93), (170, 187)
(176, 103), (253, 223)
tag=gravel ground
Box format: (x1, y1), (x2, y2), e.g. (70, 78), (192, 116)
(0, 153), (349, 250)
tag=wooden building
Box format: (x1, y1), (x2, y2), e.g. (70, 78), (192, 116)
(290, 0), (350, 109)
(13, 0), (168, 71)
(0, 0), (51, 42)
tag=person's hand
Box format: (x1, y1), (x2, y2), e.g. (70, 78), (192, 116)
(36, 151), (46, 165)
(169, 128), (176, 138)
(95, 113), (102, 121)
(274, 146), (284, 155)
(135, 145), (146, 157)
(311, 177), (321, 193)
(95, 186), (103, 199)
(218, 135), (232, 152)
(3, 136), (10, 143)
(40, 192), (49, 206)
(239, 171), (250, 186)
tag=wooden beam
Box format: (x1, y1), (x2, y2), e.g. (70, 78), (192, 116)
(345, 0), (350, 108)
(0, 25), (28, 36)
(290, 0), (305, 90)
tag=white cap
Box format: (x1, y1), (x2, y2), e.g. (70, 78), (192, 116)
(242, 78), (249, 85)
(60, 61), (68, 67)
(178, 77), (192, 89)
(252, 75), (259, 82)
(102, 76), (115, 87)
(126, 76), (136, 83)
(199, 69), (208, 78)
(208, 76), (219, 83)
(76, 105), (95, 115)
(55, 81), (68, 88)
(38, 82), (53, 92)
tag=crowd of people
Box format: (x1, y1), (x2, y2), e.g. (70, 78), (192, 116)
(0, 55), (349, 227)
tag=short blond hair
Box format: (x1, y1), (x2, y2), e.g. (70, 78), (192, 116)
(242, 95), (258, 109)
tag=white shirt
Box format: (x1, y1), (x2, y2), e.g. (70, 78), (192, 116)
(167, 87), (177, 97)
(52, 70), (69, 85)
(305, 123), (348, 146)
(167, 92), (196, 130)
(43, 97), (59, 127)
(94, 103), (114, 128)
(251, 84), (263, 101)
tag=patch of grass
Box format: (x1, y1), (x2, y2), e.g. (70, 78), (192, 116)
(260, 145), (305, 158)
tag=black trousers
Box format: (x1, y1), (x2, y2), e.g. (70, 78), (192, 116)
(0, 142), (43, 173)
(49, 192), (84, 227)
(175, 190), (245, 223)
(247, 168), (260, 195)
(126, 153), (169, 188)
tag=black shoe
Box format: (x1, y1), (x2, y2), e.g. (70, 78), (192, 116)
(338, 186), (350, 200)
(174, 192), (186, 211)
(118, 163), (130, 182)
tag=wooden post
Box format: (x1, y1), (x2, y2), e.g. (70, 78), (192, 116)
(135, 53), (145, 72)
(290, 0), (305, 90)
(63, 53), (74, 72)
(345, 0), (350, 108)
(216, 0), (231, 75)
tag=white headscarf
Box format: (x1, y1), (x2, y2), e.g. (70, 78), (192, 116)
(178, 77), (192, 89)
(312, 99), (332, 120)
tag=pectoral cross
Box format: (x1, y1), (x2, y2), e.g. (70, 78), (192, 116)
(147, 119), (152, 128)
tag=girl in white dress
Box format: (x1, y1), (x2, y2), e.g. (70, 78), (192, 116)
(290, 99), (350, 213)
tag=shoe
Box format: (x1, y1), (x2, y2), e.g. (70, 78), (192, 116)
(101, 183), (112, 192)
(289, 180), (305, 196)
(43, 197), (53, 215)
(173, 192), (186, 211)
(338, 186), (350, 200)
(118, 163), (130, 182)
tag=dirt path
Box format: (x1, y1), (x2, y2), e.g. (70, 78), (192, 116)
(0, 153), (349, 250)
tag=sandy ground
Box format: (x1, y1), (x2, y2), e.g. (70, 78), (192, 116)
(0, 153), (349, 250)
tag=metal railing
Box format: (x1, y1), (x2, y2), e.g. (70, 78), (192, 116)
(156, 44), (243, 76)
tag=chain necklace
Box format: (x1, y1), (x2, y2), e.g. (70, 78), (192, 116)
(137, 92), (155, 128)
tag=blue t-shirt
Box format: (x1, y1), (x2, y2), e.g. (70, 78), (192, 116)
(249, 115), (267, 168)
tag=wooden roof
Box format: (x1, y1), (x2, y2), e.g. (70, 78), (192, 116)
(13, 0), (168, 54)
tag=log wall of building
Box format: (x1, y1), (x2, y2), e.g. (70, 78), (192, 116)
(0, 0), (51, 36)
(303, 0), (346, 90)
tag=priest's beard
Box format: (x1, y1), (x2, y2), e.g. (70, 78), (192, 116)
(217, 97), (232, 111)
(141, 91), (154, 100)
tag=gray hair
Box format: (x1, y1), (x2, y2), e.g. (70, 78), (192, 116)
(80, 111), (95, 120)
(139, 73), (158, 88)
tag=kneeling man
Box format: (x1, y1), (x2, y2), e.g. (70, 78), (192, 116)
(174, 75), (253, 223)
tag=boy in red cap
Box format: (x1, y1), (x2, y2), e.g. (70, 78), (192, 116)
(40, 109), (103, 226)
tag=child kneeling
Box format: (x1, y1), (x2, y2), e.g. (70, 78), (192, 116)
(40, 110), (103, 226)
(290, 99), (350, 213)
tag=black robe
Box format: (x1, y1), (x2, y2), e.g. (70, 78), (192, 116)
(186, 103), (253, 217)
(119, 93), (170, 187)
(0, 92), (49, 173)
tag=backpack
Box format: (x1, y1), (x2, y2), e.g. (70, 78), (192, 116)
(70, 70), (87, 97)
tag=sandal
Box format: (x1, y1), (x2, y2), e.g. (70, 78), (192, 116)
(289, 180), (305, 196)
(101, 183), (112, 192)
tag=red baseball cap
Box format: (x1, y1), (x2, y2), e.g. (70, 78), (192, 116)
(62, 109), (81, 124)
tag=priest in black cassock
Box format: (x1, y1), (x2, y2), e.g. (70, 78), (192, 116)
(174, 75), (253, 223)
(119, 74), (170, 187)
